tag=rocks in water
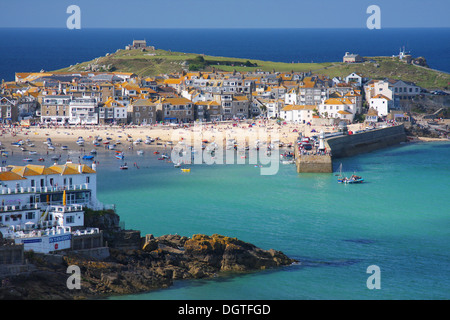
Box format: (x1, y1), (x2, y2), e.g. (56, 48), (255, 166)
(0, 233), (296, 300)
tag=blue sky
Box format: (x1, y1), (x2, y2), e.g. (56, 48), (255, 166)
(0, 0), (449, 28)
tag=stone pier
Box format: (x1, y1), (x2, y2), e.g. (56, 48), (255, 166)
(294, 125), (407, 173)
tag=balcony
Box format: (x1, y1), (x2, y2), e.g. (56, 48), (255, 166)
(1, 184), (90, 195)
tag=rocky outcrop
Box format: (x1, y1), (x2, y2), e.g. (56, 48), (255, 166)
(0, 233), (296, 300)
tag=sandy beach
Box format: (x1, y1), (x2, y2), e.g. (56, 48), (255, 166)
(1, 121), (447, 160)
(0, 120), (349, 154)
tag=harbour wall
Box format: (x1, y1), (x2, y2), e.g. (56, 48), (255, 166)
(294, 125), (407, 173)
(325, 125), (407, 159)
(295, 149), (332, 173)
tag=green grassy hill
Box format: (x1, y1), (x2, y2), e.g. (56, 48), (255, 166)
(54, 48), (450, 90)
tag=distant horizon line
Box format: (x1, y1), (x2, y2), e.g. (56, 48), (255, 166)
(0, 26), (449, 30)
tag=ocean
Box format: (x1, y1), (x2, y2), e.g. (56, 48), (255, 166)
(1, 27), (449, 300)
(76, 141), (447, 300)
(0, 28), (449, 81)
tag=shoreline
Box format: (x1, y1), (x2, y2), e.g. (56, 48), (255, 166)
(1, 122), (448, 165)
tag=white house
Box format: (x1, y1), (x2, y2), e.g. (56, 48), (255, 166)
(318, 98), (356, 122)
(68, 97), (98, 125)
(345, 73), (363, 87)
(280, 105), (316, 123)
(369, 94), (391, 117)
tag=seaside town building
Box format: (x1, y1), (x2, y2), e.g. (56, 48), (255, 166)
(0, 96), (19, 124)
(343, 52), (363, 63)
(369, 94), (392, 117)
(280, 105), (316, 123)
(0, 162), (104, 254)
(68, 97), (99, 125)
(156, 97), (194, 123)
(128, 98), (157, 125)
(1, 64), (428, 126)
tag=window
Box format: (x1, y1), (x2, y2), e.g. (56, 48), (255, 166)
(26, 212), (35, 220)
(66, 216), (75, 224)
(86, 176), (90, 184)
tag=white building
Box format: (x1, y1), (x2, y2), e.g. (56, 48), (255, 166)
(280, 105), (316, 123)
(0, 162), (103, 253)
(318, 98), (356, 122)
(345, 73), (363, 87)
(369, 94), (391, 117)
(69, 97), (98, 125)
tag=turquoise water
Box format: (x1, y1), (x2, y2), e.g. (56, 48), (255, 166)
(8, 141), (447, 299)
(89, 141), (450, 300)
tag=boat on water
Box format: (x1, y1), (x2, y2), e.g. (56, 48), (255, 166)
(115, 151), (124, 160)
(82, 155), (94, 160)
(336, 163), (364, 184)
(174, 163), (181, 168)
(38, 158), (45, 162)
(137, 150), (144, 155)
(338, 175), (364, 184)
(61, 146), (69, 150)
(50, 156), (59, 161)
(119, 164), (128, 170)
(90, 149), (97, 154)
(29, 151), (37, 155)
(181, 168), (190, 172)
(23, 158), (33, 162)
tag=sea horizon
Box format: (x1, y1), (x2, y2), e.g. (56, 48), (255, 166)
(1, 27), (449, 81)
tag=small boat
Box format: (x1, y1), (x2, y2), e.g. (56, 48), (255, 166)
(174, 163), (181, 168)
(137, 150), (144, 155)
(119, 165), (128, 170)
(23, 158), (32, 162)
(38, 158), (45, 162)
(337, 164), (364, 184)
(90, 149), (97, 154)
(61, 146), (69, 150)
(115, 151), (124, 160)
(51, 156), (59, 161)
(338, 175), (364, 184)
(153, 151), (160, 155)
(181, 168), (190, 172)
(48, 145), (55, 150)
(29, 151), (37, 155)
(82, 155), (94, 160)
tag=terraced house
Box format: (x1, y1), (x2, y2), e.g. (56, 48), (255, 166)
(99, 97), (127, 124)
(156, 97), (194, 123)
(128, 99), (156, 125)
(0, 96), (18, 124)
(40, 95), (71, 124)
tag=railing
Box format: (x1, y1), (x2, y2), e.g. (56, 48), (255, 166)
(1, 184), (90, 195)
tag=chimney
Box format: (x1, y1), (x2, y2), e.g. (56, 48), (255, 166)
(78, 164), (83, 173)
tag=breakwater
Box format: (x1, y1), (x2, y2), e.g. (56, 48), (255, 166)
(325, 125), (407, 159)
(295, 125), (407, 173)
